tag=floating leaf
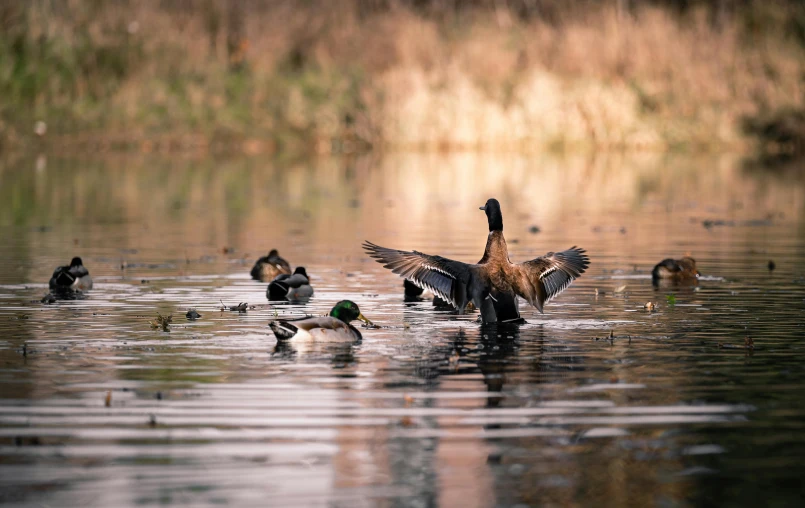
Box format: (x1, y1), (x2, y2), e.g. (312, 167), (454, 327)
(149, 312), (172, 331)
(666, 294), (676, 305)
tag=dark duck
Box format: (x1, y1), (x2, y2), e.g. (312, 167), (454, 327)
(267, 267), (314, 301)
(651, 256), (699, 284)
(49, 257), (93, 292)
(250, 249), (291, 282)
(364, 198), (590, 324)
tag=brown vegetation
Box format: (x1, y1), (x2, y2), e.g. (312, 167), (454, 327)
(1, 0), (804, 153)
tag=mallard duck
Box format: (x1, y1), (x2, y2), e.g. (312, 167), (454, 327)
(269, 300), (371, 341)
(652, 256), (699, 283)
(364, 198), (590, 324)
(49, 257), (93, 291)
(250, 249), (291, 282)
(267, 267), (314, 301)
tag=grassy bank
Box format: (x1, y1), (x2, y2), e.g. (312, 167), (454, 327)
(1, 0), (804, 154)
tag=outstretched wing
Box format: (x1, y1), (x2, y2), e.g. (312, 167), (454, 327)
(510, 247), (590, 313)
(363, 241), (471, 309)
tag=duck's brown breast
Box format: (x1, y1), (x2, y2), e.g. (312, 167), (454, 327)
(480, 231), (515, 291)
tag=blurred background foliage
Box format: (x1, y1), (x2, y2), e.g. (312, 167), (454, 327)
(0, 0), (803, 155)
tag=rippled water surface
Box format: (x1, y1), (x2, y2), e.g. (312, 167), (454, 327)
(1, 153), (804, 506)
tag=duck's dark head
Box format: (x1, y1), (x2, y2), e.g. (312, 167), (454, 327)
(329, 300), (371, 325)
(268, 249), (279, 257)
(479, 198), (503, 232)
(70, 257), (83, 267)
(293, 266), (308, 277)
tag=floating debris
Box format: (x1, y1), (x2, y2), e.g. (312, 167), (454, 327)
(220, 300), (248, 312)
(186, 309), (202, 320)
(666, 294), (677, 306)
(149, 414), (157, 427)
(403, 394), (414, 406)
(22, 344), (27, 357)
(745, 337), (755, 350)
(644, 302), (656, 311)
(149, 312), (172, 331)
(614, 285), (627, 294)
(768, 260), (776, 271)
(105, 391), (112, 407)
(528, 225), (541, 234)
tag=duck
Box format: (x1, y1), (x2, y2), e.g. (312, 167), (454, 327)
(250, 249), (291, 282)
(651, 256), (699, 284)
(268, 300), (371, 342)
(364, 198), (590, 324)
(49, 257), (93, 292)
(267, 267), (314, 301)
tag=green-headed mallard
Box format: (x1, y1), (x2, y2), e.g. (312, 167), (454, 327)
(49, 257), (93, 292)
(268, 300), (371, 342)
(250, 249), (291, 282)
(652, 256), (699, 284)
(364, 198), (589, 324)
(267, 267), (314, 301)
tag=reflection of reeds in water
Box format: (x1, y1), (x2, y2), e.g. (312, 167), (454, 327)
(2, 1), (804, 151)
(2, 152), (803, 231)
(1, 152), (803, 283)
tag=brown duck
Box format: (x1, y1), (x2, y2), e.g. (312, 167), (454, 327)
(364, 198), (590, 323)
(651, 256), (699, 284)
(250, 249), (291, 282)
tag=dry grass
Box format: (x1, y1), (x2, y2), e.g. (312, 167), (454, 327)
(1, 0), (803, 152)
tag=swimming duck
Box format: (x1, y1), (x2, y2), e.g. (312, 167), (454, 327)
(364, 198), (590, 324)
(651, 256), (699, 284)
(267, 267), (314, 301)
(49, 257), (93, 291)
(268, 300), (371, 341)
(250, 249), (291, 282)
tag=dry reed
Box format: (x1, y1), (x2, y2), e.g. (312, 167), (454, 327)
(1, 0), (803, 153)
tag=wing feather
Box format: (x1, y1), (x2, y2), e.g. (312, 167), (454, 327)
(511, 247), (590, 313)
(363, 241), (470, 309)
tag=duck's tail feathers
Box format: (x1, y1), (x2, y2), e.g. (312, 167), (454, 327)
(269, 320), (298, 341)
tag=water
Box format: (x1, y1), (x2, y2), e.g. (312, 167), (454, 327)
(0, 152), (804, 507)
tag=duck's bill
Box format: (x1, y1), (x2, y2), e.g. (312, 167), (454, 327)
(358, 313), (373, 326)
(479, 205), (486, 210)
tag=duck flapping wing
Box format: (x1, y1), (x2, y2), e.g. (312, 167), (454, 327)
(510, 247), (589, 313)
(363, 241), (471, 309)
